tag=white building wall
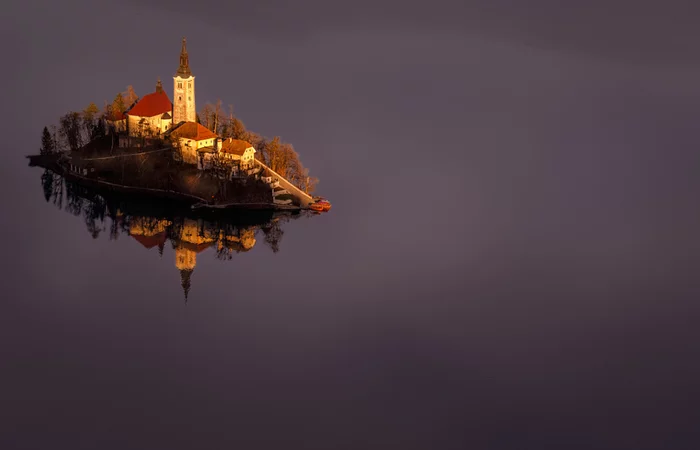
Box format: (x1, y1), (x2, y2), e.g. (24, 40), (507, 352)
(173, 76), (196, 124)
(128, 114), (165, 137)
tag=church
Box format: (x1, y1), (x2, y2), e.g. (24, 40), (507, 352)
(121, 38), (238, 163)
(122, 37), (196, 138)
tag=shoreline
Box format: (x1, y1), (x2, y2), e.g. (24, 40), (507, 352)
(27, 153), (303, 212)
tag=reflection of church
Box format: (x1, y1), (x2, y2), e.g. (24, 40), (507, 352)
(127, 216), (257, 300)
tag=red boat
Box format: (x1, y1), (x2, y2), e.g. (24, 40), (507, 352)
(308, 198), (331, 212)
(312, 197), (332, 212)
(309, 202), (324, 212)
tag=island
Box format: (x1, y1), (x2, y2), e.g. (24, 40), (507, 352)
(27, 37), (331, 213)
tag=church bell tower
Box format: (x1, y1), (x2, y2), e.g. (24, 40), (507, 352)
(173, 37), (196, 124)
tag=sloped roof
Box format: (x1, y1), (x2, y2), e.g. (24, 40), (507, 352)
(171, 122), (218, 141)
(131, 232), (167, 249)
(127, 90), (172, 117)
(162, 112), (172, 119)
(220, 138), (254, 156)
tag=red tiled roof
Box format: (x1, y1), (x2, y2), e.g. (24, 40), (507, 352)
(127, 90), (172, 117)
(220, 138), (254, 156)
(172, 122), (218, 141)
(131, 232), (167, 249)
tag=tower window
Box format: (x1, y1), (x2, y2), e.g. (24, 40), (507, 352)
(179, 97), (181, 100)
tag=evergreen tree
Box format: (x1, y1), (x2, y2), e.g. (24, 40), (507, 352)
(40, 126), (55, 155)
(112, 93), (126, 115)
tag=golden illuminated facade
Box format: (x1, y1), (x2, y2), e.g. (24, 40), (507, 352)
(126, 215), (260, 300)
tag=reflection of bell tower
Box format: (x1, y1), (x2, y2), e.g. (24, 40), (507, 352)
(175, 246), (197, 300)
(173, 37), (196, 124)
(180, 269), (192, 300)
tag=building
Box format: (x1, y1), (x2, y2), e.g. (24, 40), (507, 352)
(169, 121), (219, 165)
(220, 138), (257, 172)
(173, 37), (196, 124)
(126, 79), (173, 137)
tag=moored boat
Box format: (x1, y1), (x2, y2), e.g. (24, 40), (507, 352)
(312, 196), (331, 212)
(309, 202), (324, 212)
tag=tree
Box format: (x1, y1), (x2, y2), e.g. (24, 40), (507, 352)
(59, 112), (84, 151)
(124, 85), (138, 109)
(83, 102), (100, 140)
(50, 125), (63, 153)
(200, 103), (213, 130)
(209, 151), (233, 198)
(40, 126), (55, 155)
(112, 92), (126, 115)
(262, 220), (284, 253)
(94, 118), (106, 139)
(41, 170), (54, 202)
(213, 99), (223, 135)
(231, 117), (248, 141)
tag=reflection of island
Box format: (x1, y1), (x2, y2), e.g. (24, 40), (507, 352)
(41, 169), (308, 300)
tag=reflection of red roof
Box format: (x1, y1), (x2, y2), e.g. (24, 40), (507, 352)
(131, 232), (167, 249)
(127, 90), (172, 117)
(172, 122), (218, 141)
(131, 231), (167, 249)
(220, 138), (253, 156)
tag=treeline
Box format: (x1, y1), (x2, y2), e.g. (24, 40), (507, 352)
(198, 100), (319, 194)
(40, 102), (104, 154)
(39, 169), (292, 254)
(39, 86), (320, 195)
(40, 86), (139, 155)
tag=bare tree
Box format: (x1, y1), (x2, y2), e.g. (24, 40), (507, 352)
(124, 85), (138, 109)
(59, 112), (84, 151)
(213, 99), (223, 135)
(83, 102), (100, 140)
(201, 103), (213, 130)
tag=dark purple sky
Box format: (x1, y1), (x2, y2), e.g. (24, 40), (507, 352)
(2, 1), (700, 449)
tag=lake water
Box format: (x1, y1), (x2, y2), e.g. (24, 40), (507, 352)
(4, 2), (700, 448)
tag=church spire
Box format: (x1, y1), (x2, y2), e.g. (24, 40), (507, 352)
(155, 77), (163, 93)
(177, 37), (191, 77)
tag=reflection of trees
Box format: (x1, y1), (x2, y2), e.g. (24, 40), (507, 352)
(261, 220), (284, 253)
(41, 170), (54, 203)
(36, 170), (312, 299)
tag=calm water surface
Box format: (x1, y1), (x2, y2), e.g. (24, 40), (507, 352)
(3, 2), (700, 448)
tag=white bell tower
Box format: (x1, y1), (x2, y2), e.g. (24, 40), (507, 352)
(173, 37), (196, 124)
